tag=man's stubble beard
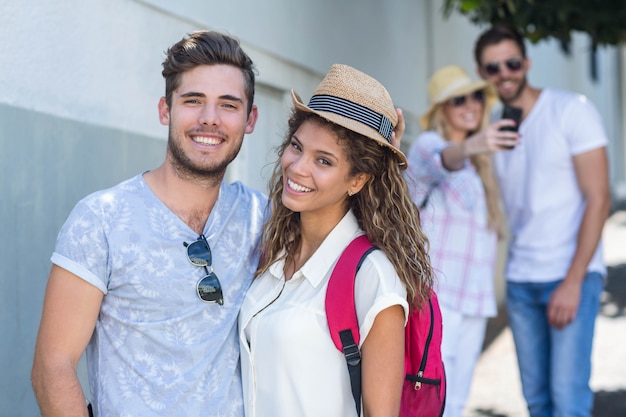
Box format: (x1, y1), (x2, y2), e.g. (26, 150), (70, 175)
(167, 127), (244, 187)
(499, 76), (527, 105)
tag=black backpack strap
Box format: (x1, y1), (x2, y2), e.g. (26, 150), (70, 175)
(339, 329), (363, 415)
(326, 235), (377, 416)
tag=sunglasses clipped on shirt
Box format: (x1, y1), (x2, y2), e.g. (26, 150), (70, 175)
(448, 90), (485, 107)
(184, 234), (224, 305)
(482, 57), (524, 76)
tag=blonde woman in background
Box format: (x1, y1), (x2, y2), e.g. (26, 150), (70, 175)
(404, 65), (520, 417)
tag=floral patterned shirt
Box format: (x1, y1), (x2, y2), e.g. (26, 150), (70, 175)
(52, 174), (267, 416)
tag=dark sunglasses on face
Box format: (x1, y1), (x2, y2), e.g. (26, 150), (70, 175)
(448, 90), (485, 107)
(482, 57), (524, 76)
(184, 234), (224, 305)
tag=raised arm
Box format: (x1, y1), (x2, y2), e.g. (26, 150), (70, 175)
(32, 265), (104, 417)
(361, 305), (405, 417)
(440, 118), (520, 171)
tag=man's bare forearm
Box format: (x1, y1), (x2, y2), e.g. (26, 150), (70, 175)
(32, 359), (89, 417)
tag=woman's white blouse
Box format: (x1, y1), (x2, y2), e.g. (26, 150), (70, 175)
(238, 211), (408, 417)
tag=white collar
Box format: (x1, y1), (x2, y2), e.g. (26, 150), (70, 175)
(268, 210), (364, 287)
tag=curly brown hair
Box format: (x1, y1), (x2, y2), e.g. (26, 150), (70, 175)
(257, 111), (434, 308)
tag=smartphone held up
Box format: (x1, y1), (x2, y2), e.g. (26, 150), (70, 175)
(499, 105), (522, 149)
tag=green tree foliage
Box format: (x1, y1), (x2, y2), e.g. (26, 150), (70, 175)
(443, 0), (626, 52)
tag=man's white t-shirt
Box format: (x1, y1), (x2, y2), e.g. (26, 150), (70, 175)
(493, 88), (607, 282)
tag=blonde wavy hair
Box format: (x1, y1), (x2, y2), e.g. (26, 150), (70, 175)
(257, 111), (434, 308)
(427, 95), (505, 237)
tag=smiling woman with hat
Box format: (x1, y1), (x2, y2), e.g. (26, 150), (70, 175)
(420, 65), (497, 131)
(404, 65), (519, 417)
(238, 64), (434, 417)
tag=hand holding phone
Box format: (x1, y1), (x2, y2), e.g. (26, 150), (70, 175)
(499, 105), (522, 149)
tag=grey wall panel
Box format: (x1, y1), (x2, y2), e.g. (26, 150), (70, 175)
(0, 103), (165, 415)
(226, 83), (290, 194)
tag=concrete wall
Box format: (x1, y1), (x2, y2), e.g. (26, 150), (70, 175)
(0, 0), (622, 415)
(0, 104), (165, 414)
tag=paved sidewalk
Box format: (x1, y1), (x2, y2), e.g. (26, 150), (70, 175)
(464, 210), (626, 417)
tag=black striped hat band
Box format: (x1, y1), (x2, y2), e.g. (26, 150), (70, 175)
(307, 94), (393, 143)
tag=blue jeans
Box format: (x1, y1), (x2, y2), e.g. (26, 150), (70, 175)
(506, 272), (604, 417)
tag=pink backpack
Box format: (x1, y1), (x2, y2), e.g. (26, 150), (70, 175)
(326, 235), (446, 417)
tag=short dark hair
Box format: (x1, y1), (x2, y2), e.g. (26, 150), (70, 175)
(161, 30), (256, 113)
(474, 24), (526, 65)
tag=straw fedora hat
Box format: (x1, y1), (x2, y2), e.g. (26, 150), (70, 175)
(291, 64), (407, 168)
(419, 65), (497, 131)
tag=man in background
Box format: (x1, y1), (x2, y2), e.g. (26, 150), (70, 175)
(474, 24), (610, 417)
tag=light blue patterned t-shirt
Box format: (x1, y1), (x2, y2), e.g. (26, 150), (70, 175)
(51, 174), (267, 417)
